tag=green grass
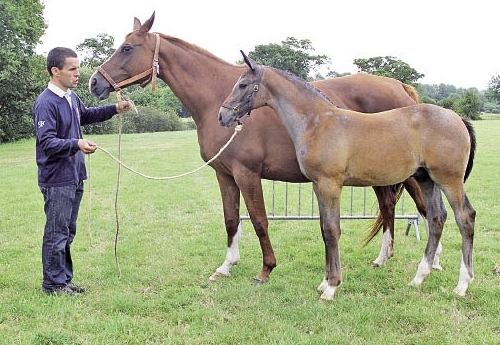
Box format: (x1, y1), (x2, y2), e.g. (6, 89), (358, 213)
(0, 118), (499, 344)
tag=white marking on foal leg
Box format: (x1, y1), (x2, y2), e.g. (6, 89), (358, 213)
(317, 276), (339, 300)
(432, 241), (443, 271)
(453, 256), (474, 296)
(209, 222), (242, 281)
(372, 228), (394, 267)
(408, 256), (431, 287)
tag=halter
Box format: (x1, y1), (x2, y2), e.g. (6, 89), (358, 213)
(221, 65), (264, 118)
(97, 33), (161, 93)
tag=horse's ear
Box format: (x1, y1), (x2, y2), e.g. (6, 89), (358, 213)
(240, 50), (256, 71)
(133, 17), (141, 31)
(138, 11), (155, 35)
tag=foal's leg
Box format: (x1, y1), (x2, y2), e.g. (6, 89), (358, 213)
(409, 179), (447, 288)
(313, 180), (343, 300)
(210, 172), (243, 280)
(403, 178), (443, 270)
(442, 188), (476, 296)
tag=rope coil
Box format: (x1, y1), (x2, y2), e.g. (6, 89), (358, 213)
(87, 95), (242, 277)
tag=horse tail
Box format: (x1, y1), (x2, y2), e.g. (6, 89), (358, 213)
(402, 83), (420, 103)
(362, 183), (405, 247)
(462, 117), (476, 182)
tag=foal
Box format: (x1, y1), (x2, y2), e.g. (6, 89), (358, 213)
(219, 52), (476, 300)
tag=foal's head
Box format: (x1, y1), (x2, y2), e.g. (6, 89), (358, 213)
(218, 51), (265, 127)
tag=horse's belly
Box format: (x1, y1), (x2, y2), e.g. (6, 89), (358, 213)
(343, 154), (418, 187)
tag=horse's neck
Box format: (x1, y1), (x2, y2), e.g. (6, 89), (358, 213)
(265, 68), (333, 142)
(157, 37), (241, 127)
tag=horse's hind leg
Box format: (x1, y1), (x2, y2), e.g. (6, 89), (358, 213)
(403, 178), (443, 270)
(443, 189), (476, 296)
(409, 178), (447, 288)
(371, 185), (397, 267)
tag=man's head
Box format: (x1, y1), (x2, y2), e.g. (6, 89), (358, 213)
(47, 47), (80, 91)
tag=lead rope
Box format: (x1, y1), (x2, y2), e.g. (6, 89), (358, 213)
(87, 92), (243, 277)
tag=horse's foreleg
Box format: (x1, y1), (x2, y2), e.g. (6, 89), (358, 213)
(210, 173), (242, 281)
(409, 180), (446, 288)
(314, 180), (342, 300)
(237, 173), (276, 283)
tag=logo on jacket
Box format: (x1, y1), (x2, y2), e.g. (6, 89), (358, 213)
(38, 121), (45, 128)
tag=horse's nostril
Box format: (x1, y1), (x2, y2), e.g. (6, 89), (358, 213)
(91, 78), (97, 87)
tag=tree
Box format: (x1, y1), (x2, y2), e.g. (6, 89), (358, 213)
(486, 73), (500, 102)
(0, 0), (46, 143)
(247, 37), (330, 80)
(353, 56), (424, 85)
(76, 33), (115, 68)
(454, 89), (482, 120)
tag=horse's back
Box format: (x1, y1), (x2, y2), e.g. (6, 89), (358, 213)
(312, 74), (418, 112)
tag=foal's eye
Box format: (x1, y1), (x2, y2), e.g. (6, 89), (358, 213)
(238, 83), (247, 89)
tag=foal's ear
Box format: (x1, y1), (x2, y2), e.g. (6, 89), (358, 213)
(240, 50), (257, 72)
(137, 11), (155, 35)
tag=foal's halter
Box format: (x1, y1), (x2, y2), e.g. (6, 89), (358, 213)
(221, 66), (264, 118)
(97, 33), (161, 93)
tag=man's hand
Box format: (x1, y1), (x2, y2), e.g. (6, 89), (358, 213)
(116, 100), (136, 113)
(78, 139), (98, 154)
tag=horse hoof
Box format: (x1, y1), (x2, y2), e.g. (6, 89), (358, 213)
(209, 271), (229, 281)
(253, 277), (267, 285)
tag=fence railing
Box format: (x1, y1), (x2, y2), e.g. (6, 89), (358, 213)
(240, 181), (422, 240)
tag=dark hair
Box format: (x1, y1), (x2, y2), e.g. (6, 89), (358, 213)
(46, 47), (78, 76)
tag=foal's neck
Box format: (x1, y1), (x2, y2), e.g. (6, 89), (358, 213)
(264, 68), (335, 140)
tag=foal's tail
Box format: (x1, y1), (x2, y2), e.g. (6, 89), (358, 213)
(462, 117), (476, 182)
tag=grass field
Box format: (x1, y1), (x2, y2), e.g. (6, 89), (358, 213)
(0, 116), (499, 344)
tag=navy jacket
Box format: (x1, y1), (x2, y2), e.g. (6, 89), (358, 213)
(33, 89), (117, 187)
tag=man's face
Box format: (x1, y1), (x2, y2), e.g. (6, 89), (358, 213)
(51, 57), (80, 90)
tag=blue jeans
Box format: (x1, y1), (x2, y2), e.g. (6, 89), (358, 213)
(40, 181), (84, 291)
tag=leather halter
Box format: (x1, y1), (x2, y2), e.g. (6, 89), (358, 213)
(221, 65), (264, 117)
(97, 33), (161, 92)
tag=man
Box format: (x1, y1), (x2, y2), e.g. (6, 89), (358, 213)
(32, 47), (132, 296)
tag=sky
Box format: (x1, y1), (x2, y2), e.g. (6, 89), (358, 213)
(37, 0), (497, 90)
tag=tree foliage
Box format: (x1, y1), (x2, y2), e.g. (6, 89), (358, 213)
(76, 33), (115, 68)
(0, 0), (46, 143)
(353, 56), (424, 85)
(486, 73), (500, 102)
(247, 37), (330, 80)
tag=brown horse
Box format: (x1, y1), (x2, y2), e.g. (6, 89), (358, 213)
(219, 52), (476, 300)
(89, 12), (430, 284)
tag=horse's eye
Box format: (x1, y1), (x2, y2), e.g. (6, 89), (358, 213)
(239, 83), (247, 89)
(121, 45), (132, 53)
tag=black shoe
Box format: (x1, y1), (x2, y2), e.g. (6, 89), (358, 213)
(67, 282), (87, 293)
(42, 285), (74, 296)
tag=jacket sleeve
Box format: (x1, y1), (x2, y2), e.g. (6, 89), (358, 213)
(77, 96), (118, 126)
(34, 103), (80, 158)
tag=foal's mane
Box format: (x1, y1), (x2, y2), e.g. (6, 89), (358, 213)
(270, 67), (336, 106)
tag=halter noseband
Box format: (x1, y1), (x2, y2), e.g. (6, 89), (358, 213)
(221, 66), (264, 118)
(97, 33), (161, 93)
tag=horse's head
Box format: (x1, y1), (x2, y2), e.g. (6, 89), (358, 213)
(218, 51), (265, 128)
(89, 12), (160, 100)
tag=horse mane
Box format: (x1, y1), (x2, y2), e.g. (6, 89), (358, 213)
(156, 33), (236, 66)
(270, 67), (337, 106)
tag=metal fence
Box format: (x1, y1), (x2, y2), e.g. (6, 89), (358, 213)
(240, 181), (422, 240)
